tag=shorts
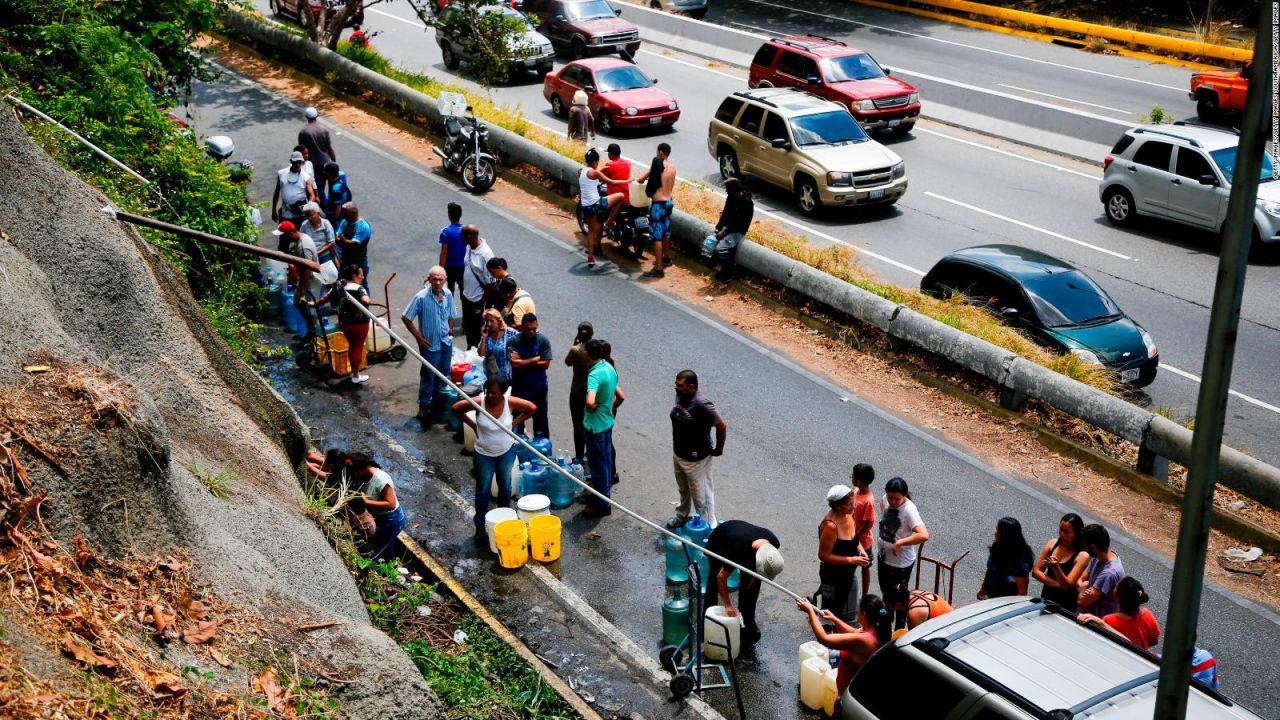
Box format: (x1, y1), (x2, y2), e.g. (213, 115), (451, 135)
(581, 197), (609, 218)
(649, 199), (674, 241)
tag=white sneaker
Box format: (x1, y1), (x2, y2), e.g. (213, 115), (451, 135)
(352, 374), (370, 384)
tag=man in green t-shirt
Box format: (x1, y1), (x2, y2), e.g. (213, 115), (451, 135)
(583, 338), (620, 517)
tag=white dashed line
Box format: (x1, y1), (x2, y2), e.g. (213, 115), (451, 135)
(997, 84), (1133, 115)
(924, 191), (1133, 260)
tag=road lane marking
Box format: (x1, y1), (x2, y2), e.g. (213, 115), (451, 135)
(924, 191), (1133, 260)
(997, 83), (1133, 115)
(1160, 365), (1280, 416)
(368, 6), (427, 28)
(637, 49), (742, 81)
(914, 127), (1100, 180)
(741, 0), (1187, 93)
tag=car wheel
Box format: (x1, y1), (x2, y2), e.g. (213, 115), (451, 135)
(269, 0), (284, 18)
(891, 122), (915, 137)
(756, 80), (773, 88)
(571, 36), (588, 60)
(717, 148), (740, 181)
(442, 44), (460, 70)
(599, 110), (615, 135)
(795, 175), (821, 216)
(550, 93), (566, 118)
(1103, 187), (1135, 226)
(688, 8), (706, 19)
(649, 0), (662, 7)
(1196, 93), (1220, 123)
(536, 64), (552, 79)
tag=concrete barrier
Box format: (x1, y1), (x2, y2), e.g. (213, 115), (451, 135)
(223, 10), (1280, 511)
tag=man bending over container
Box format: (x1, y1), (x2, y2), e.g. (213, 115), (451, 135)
(702, 520), (783, 647)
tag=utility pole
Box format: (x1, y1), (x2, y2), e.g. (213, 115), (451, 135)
(1152, 3), (1273, 719)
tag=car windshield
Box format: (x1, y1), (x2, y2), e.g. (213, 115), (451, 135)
(496, 7), (536, 26)
(1209, 146), (1276, 183)
(594, 66), (651, 92)
(566, 0), (615, 20)
(820, 53), (886, 82)
(1023, 271), (1122, 328)
(788, 111), (868, 146)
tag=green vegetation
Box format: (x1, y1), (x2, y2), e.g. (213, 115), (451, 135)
(1140, 105), (1172, 125)
(0, 0), (283, 365)
(186, 459), (237, 499)
(432, 0), (528, 86)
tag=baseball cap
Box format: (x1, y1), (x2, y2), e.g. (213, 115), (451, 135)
(271, 221), (297, 236)
(755, 544), (784, 580)
(826, 484), (853, 504)
(290, 150), (305, 163)
(305, 106), (318, 119)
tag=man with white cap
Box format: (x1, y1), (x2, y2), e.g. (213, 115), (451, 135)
(702, 520), (782, 646)
(272, 150), (316, 229)
(298, 106), (337, 169)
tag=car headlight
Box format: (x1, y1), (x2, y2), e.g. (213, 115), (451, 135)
(542, 44), (554, 54)
(852, 99), (875, 112)
(1141, 328), (1158, 358)
(826, 171), (852, 187)
(1070, 348), (1103, 368)
(891, 161), (905, 179)
(668, 100), (678, 111)
(1261, 200), (1280, 217)
(590, 36), (603, 45)
(908, 92), (920, 104)
(625, 106), (638, 116)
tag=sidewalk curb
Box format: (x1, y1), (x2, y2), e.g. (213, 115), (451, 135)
(399, 533), (606, 720)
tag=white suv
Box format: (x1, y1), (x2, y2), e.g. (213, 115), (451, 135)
(1099, 122), (1280, 248)
(844, 597), (1261, 720)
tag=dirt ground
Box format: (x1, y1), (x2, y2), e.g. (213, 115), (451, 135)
(206, 39), (1280, 612)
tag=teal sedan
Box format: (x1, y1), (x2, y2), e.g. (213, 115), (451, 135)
(921, 245), (1159, 387)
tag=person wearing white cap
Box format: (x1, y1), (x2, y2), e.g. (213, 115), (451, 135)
(818, 484), (870, 623)
(272, 150), (316, 228)
(702, 520), (782, 646)
(567, 90), (594, 143)
(298, 105), (337, 169)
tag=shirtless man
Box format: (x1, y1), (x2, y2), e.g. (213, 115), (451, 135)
(635, 142), (676, 278)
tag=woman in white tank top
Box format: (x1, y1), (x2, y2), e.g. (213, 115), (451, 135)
(453, 378), (536, 544)
(579, 147), (626, 268)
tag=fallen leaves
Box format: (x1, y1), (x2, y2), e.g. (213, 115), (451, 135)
(60, 634), (117, 674)
(209, 648), (233, 668)
(182, 621), (218, 645)
(254, 668), (291, 713)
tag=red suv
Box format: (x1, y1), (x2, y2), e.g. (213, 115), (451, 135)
(748, 35), (920, 136)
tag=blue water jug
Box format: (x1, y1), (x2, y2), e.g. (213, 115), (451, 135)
(435, 385), (461, 429)
(665, 535), (690, 584)
(519, 461), (548, 497)
(281, 289), (305, 335)
(514, 431), (536, 464)
(662, 589), (691, 646)
(683, 515), (712, 547)
(462, 367), (486, 387)
(548, 462), (577, 509)
(701, 233), (717, 258)
(727, 568), (740, 590)
(531, 434), (553, 464)
(264, 283), (282, 318)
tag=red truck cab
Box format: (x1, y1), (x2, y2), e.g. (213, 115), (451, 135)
(748, 35), (920, 136)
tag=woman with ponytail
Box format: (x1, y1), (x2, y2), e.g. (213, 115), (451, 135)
(1077, 576), (1161, 651)
(797, 593), (894, 697)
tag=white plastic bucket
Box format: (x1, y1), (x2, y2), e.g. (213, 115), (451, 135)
(484, 507), (519, 554)
(516, 494), (551, 522)
(703, 605), (742, 661)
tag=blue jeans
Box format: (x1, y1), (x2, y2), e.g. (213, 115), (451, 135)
(370, 505), (405, 561)
(418, 344), (453, 410)
(585, 427), (613, 510)
(714, 232), (745, 262)
(473, 445), (517, 531)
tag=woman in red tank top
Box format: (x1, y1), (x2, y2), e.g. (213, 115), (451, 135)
(797, 594), (894, 699)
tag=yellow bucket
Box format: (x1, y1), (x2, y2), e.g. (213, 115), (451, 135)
(494, 519), (528, 569)
(529, 514), (562, 563)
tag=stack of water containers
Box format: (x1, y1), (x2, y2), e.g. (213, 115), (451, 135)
(661, 514), (742, 660)
(547, 450), (583, 509)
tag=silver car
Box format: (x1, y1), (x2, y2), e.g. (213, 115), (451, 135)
(646, 0), (708, 19)
(1099, 122), (1280, 248)
(436, 5), (555, 78)
(842, 597), (1261, 720)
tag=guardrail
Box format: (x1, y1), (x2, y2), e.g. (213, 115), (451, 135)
(883, 0), (1253, 64)
(613, 2), (1132, 149)
(220, 11), (1280, 511)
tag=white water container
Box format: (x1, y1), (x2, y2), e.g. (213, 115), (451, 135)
(800, 655), (828, 710)
(821, 666), (839, 716)
(702, 606), (742, 661)
(628, 181), (651, 208)
(798, 640), (827, 680)
(516, 494), (550, 521)
(484, 507), (519, 554)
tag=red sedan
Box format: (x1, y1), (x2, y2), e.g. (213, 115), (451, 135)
(543, 58), (680, 134)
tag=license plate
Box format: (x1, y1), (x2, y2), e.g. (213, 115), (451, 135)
(888, 118), (902, 127)
(1121, 368), (1140, 382)
(650, 116), (662, 124)
(635, 217), (650, 228)
(868, 189), (885, 199)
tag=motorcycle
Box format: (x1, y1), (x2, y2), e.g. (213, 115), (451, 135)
(433, 105), (497, 193)
(576, 180), (650, 258)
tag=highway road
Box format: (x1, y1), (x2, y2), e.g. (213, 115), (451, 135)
(187, 64), (1280, 719)
(247, 2), (1280, 467)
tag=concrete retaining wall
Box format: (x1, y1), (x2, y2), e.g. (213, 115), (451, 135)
(223, 10), (1280, 511)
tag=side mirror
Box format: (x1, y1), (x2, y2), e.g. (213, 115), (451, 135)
(584, 85), (596, 94)
(465, 105), (474, 113)
(771, 138), (791, 150)
(1199, 173), (1219, 186)
(614, 7), (621, 14)
(882, 66), (892, 75)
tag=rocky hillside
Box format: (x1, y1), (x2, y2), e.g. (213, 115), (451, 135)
(0, 105), (438, 717)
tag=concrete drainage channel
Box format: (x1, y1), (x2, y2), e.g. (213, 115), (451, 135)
(222, 8), (1280, 516)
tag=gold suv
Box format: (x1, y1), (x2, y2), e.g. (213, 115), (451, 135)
(706, 88), (907, 216)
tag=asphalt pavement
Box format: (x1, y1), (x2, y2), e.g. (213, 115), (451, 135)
(186, 60), (1280, 719)
(250, 0), (1280, 474)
